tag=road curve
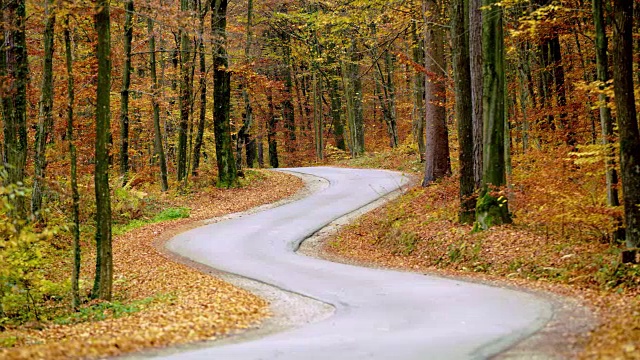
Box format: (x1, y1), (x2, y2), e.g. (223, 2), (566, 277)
(163, 167), (552, 360)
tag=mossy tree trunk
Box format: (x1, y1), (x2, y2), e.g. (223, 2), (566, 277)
(475, 0), (511, 230)
(612, 0), (640, 255)
(32, 0), (55, 219)
(92, 0), (113, 300)
(211, 0), (237, 187)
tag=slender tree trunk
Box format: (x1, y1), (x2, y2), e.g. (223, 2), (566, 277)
(470, 0), (483, 188)
(267, 89), (279, 168)
(236, 0), (254, 171)
(32, 0), (55, 218)
(192, 31), (207, 176)
(1, 0), (28, 216)
(212, 0), (237, 187)
(384, 51), (398, 148)
(313, 70), (323, 159)
(64, 19), (81, 309)
(411, 19), (426, 161)
(148, 18), (169, 191)
(118, 0), (134, 185)
(593, 0), (620, 207)
(612, 0), (640, 255)
(349, 39), (365, 156)
(282, 39), (296, 153)
(177, 0), (193, 181)
(475, 0), (511, 229)
(452, 0), (475, 224)
(93, 0), (113, 300)
(422, 0), (451, 186)
(329, 69), (346, 150)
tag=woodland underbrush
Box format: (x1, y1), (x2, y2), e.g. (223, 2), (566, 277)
(328, 145), (639, 358)
(0, 168), (300, 358)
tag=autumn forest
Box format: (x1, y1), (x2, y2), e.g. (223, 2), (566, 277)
(1, 0), (640, 358)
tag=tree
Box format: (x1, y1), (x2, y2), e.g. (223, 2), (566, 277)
(452, 0), (475, 224)
(475, 0), (510, 229)
(211, 0), (237, 187)
(31, 0), (55, 218)
(192, 6), (208, 176)
(411, 18), (426, 161)
(469, 0), (483, 187)
(119, 0), (134, 184)
(148, 17), (169, 192)
(63, 16), (81, 309)
(592, 0), (619, 208)
(177, 0), (194, 182)
(612, 0), (640, 261)
(422, 0), (451, 186)
(93, 0), (113, 300)
(1, 0), (28, 217)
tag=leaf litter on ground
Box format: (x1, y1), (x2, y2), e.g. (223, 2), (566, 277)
(0, 170), (303, 360)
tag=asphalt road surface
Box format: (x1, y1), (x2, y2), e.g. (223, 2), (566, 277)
(163, 167), (552, 360)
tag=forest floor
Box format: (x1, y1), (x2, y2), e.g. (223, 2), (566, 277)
(0, 170), (303, 360)
(325, 145), (640, 359)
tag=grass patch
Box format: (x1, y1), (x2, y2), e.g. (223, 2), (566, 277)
(113, 207), (190, 236)
(53, 294), (172, 326)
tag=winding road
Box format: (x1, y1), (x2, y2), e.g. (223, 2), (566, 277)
(160, 167), (553, 359)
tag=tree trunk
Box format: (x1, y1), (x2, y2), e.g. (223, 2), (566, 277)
(236, 0), (254, 171)
(282, 39), (296, 153)
(1, 0), (28, 217)
(118, 0), (134, 185)
(593, 0), (620, 207)
(452, 0), (475, 224)
(411, 19), (426, 161)
(329, 69), (346, 150)
(92, 0), (113, 300)
(313, 70), (324, 160)
(64, 18), (81, 309)
(267, 89), (279, 168)
(612, 0), (640, 252)
(469, 0), (483, 188)
(32, 0), (55, 218)
(348, 39), (365, 156)
(422, 0), (451, 186)
(212, 0), (237, 187)
(148, 18), (169, 191)
(191, 29), (207, 176)
(475, 0), (511, 230)
(177, 0), (193, 182)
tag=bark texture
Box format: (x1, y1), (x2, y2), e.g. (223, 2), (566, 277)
(212, 0), (237, 187)
(612, 0), (640, 251)
(452, 0), (475, 224)
(93, 0), (113, 300)
(422, 0), (451, 186)
(32, 0), (55, 217)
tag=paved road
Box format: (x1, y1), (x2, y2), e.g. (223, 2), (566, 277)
(163, 167), (552, 360)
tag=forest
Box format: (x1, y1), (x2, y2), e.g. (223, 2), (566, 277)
(1, 0), (640, 358)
